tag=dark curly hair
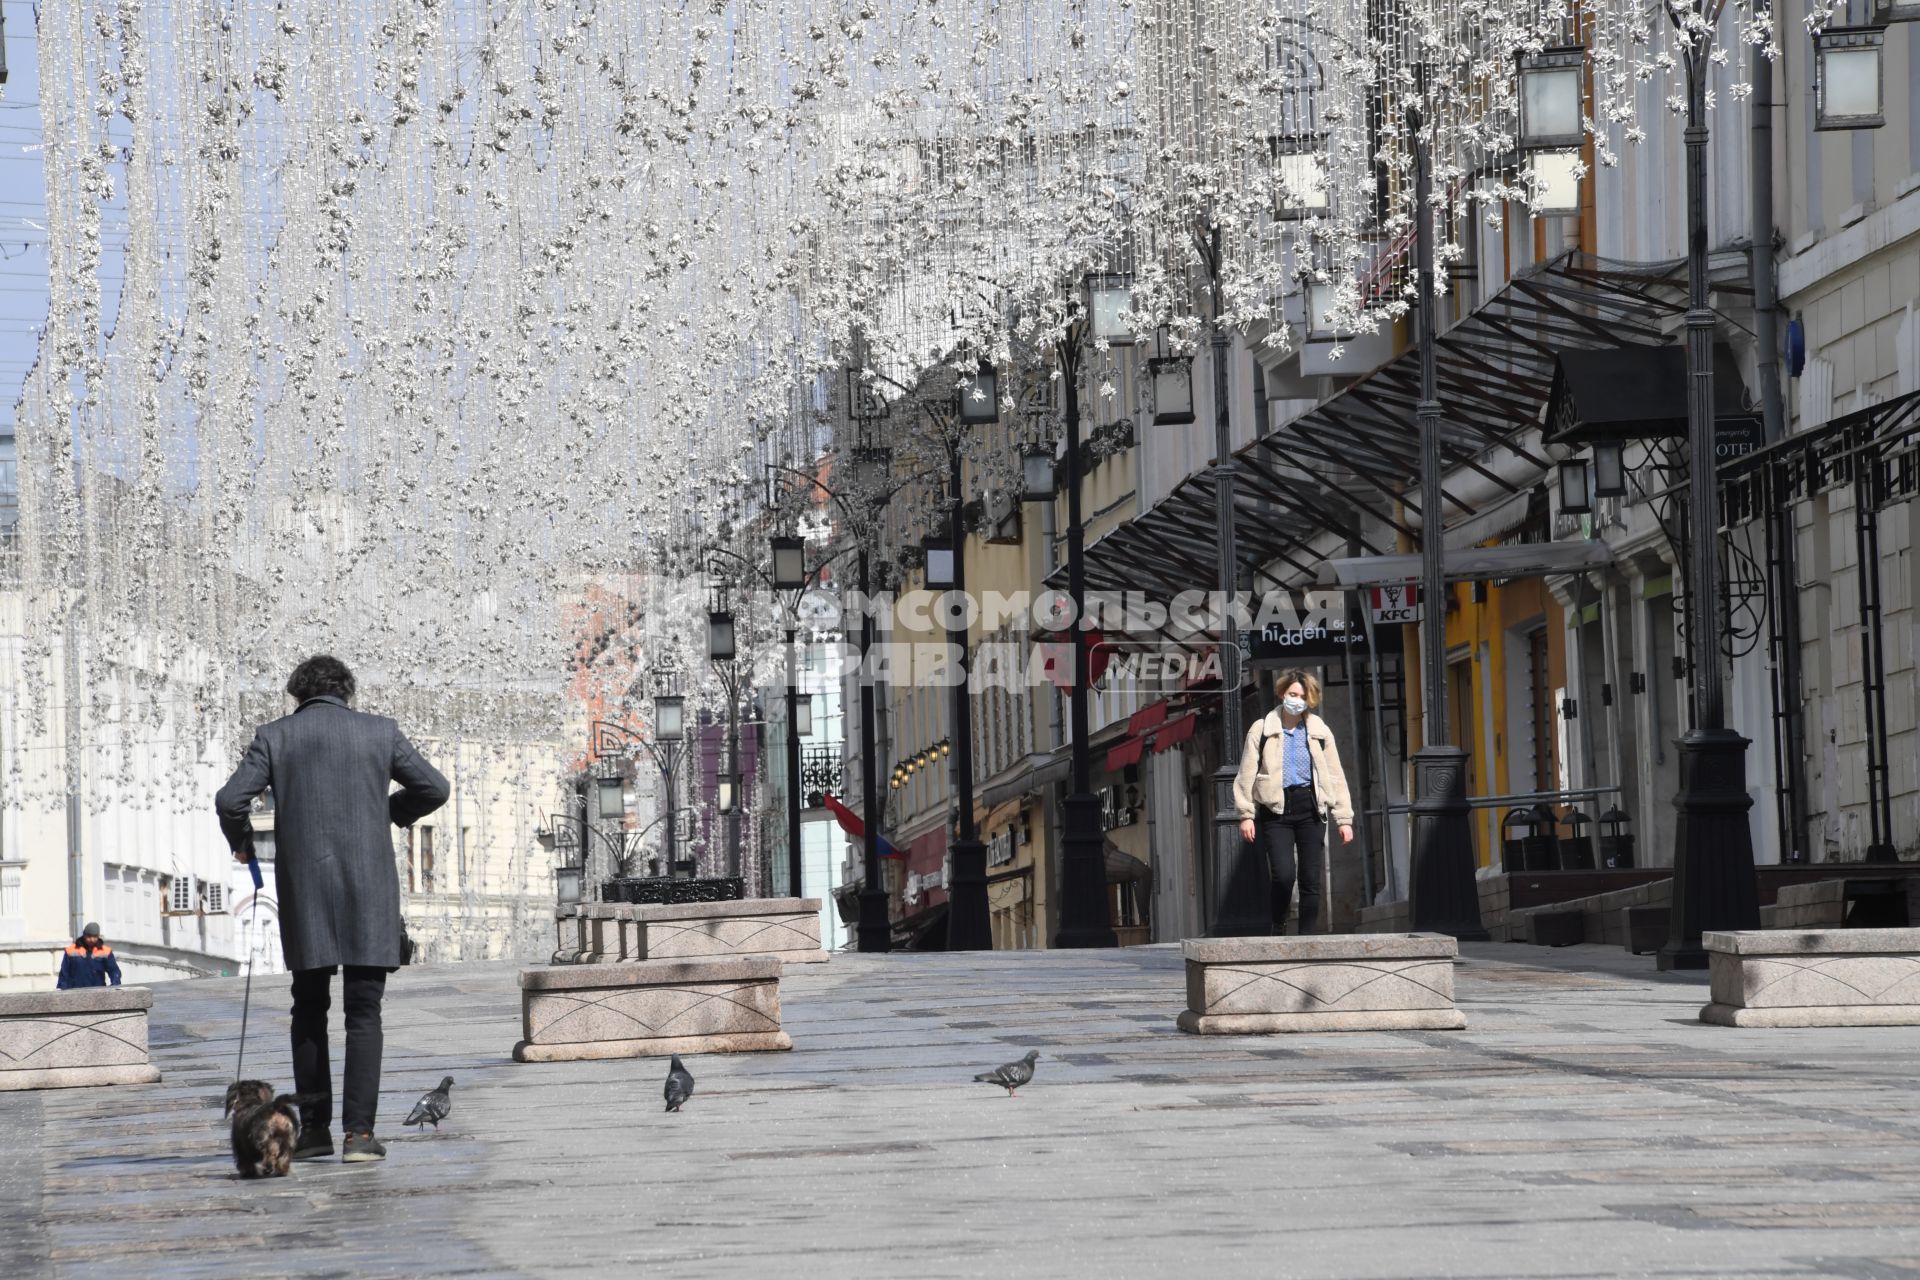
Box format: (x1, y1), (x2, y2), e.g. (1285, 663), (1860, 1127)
(286, 655), (356, 704)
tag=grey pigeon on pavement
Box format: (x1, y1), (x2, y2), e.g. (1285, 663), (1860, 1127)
(664, 1055), (694, 1113)
(403, 1076), (454, 1130)
(973, 1050), (1040, 1096)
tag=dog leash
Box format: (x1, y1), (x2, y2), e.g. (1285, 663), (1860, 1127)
(234, 855), (264, 1081)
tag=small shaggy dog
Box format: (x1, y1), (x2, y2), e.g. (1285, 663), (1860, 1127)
(223, 1080), (304, 1179)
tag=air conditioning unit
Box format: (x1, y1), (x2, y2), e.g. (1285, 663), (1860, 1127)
(165, 877), (196, 916)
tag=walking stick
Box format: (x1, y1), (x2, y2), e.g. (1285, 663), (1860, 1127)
(234, 855), (264, 1081)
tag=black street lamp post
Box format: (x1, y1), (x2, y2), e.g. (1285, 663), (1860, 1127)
(707, 603), (744, 881)
(592, 678), (688, 879)
(1660, 1), (1760, 968)
(1196, 227), (1268, 938)
(1054, 281), (1121, 949)
(764, 452), (897, 952)
(770, 536), (811, 901)
(927, 388), (992, 951)
(854, 540), (891, 952)
(1406, 102), (1488, 940)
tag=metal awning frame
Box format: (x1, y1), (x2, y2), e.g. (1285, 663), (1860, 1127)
(1055, 253), (1695, 602)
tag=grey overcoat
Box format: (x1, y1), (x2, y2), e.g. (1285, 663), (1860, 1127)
(215, 696), (449, 972)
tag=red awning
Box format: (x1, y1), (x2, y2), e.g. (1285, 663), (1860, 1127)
(1152, 713), (1198, 753)
(1105, 736), (1146, 771)
(1127, 701), (1169, 735)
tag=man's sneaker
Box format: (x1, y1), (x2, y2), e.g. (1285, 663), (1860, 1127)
(342, 1131), (386, 1163)
(292, 1128), (334, 1161)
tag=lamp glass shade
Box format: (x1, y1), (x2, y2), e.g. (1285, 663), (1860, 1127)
(708, 610), (736, 661)
(795, 696), (813, 737)
(1304, 280), (1344, 340)
(596, 777), (625, 820)
(1559, 457), (1592, 514)
(1592, 441), (1626, 497)
(1086, 278), (1134, 343)
(1816, 35), (1885, 128)
(1528, 150), (1581, 215)
(770, 536), (807, 589)
(555, 864), (583, 905)
(1273, 150), (1328, 216)
(1022, 445), (1055, 501)
(958, 366), (999, 425)
(654, 695), (684, 741)
(1149, 357), (1196, 425)
(717, 776), (737, 814)
(1517, 54), (1584, 149)
(924, 541), (956, 588)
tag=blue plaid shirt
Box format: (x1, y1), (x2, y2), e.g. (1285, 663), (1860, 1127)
(1280, 722), (1312, 788)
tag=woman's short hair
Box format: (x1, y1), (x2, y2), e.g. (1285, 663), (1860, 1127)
(286, 655), (356, 704)
(1272, 668), (1322, 709)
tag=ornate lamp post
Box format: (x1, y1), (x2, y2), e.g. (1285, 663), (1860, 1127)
(706, 592), (745, 880)
(641, 676), (690, 878)
(1403, 97), (1487, 941)
(770, 534), (812, 900)
(1651, 1), (1760, 966)
(923, 371), (996, 952)
(1052, 275), (1127, 949)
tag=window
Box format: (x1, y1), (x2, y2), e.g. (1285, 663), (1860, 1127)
(1527, 628), (1554, 791)
(419, 826), (436, 894)
(169, 877), (195, 914)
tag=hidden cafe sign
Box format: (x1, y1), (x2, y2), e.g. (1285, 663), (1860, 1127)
(1239, 589), (1407, 662)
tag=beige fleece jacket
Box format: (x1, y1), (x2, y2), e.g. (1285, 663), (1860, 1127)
(1231, 710), (1355, 824)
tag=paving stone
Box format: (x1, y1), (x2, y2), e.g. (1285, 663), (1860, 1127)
(8, 943), (1920, 1278)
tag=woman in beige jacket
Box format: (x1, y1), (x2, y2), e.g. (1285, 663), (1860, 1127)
(1232, 669), (1355, 934)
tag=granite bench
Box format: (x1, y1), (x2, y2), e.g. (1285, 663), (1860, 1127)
(579, 904), (624, 964)
(0, 986), (164, 1091)
(1177, 933), (1466, 1034)
(513, 956), (792, 1062)
(628, 897), (829, 965)
(552, 906), (580, 964)
(1701, 928), (1920, 1027)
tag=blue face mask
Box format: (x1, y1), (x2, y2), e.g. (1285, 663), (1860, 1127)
(1281, 695), (1307, 716)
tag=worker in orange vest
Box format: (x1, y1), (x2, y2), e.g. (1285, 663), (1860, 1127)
(56, 924), (123, 989)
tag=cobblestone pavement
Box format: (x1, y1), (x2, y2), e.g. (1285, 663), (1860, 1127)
(6, 942), (1920, 1280)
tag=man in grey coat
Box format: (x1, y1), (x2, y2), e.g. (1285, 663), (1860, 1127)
(216, 655), (449, 1164)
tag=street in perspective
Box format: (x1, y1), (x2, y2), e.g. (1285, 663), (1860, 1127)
(2, 0), (1920, 1277)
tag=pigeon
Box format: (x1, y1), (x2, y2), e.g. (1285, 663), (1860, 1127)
(973, 1050), (1040, 1097)
(403, 1076), (455, 1130)
(664, 1055), (694, 1113)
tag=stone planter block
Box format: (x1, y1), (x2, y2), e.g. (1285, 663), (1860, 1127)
(613, 905), (640, 962)
(0, 986), (163, 1091)
(582, 905), (621, 964)
(1702, 928), (1920, 1027)
(630, 897), (828, 965)
(513, 956), (792, 1061)
(552, 906), (581, 964)
(1178, 933), (1465, 1034)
